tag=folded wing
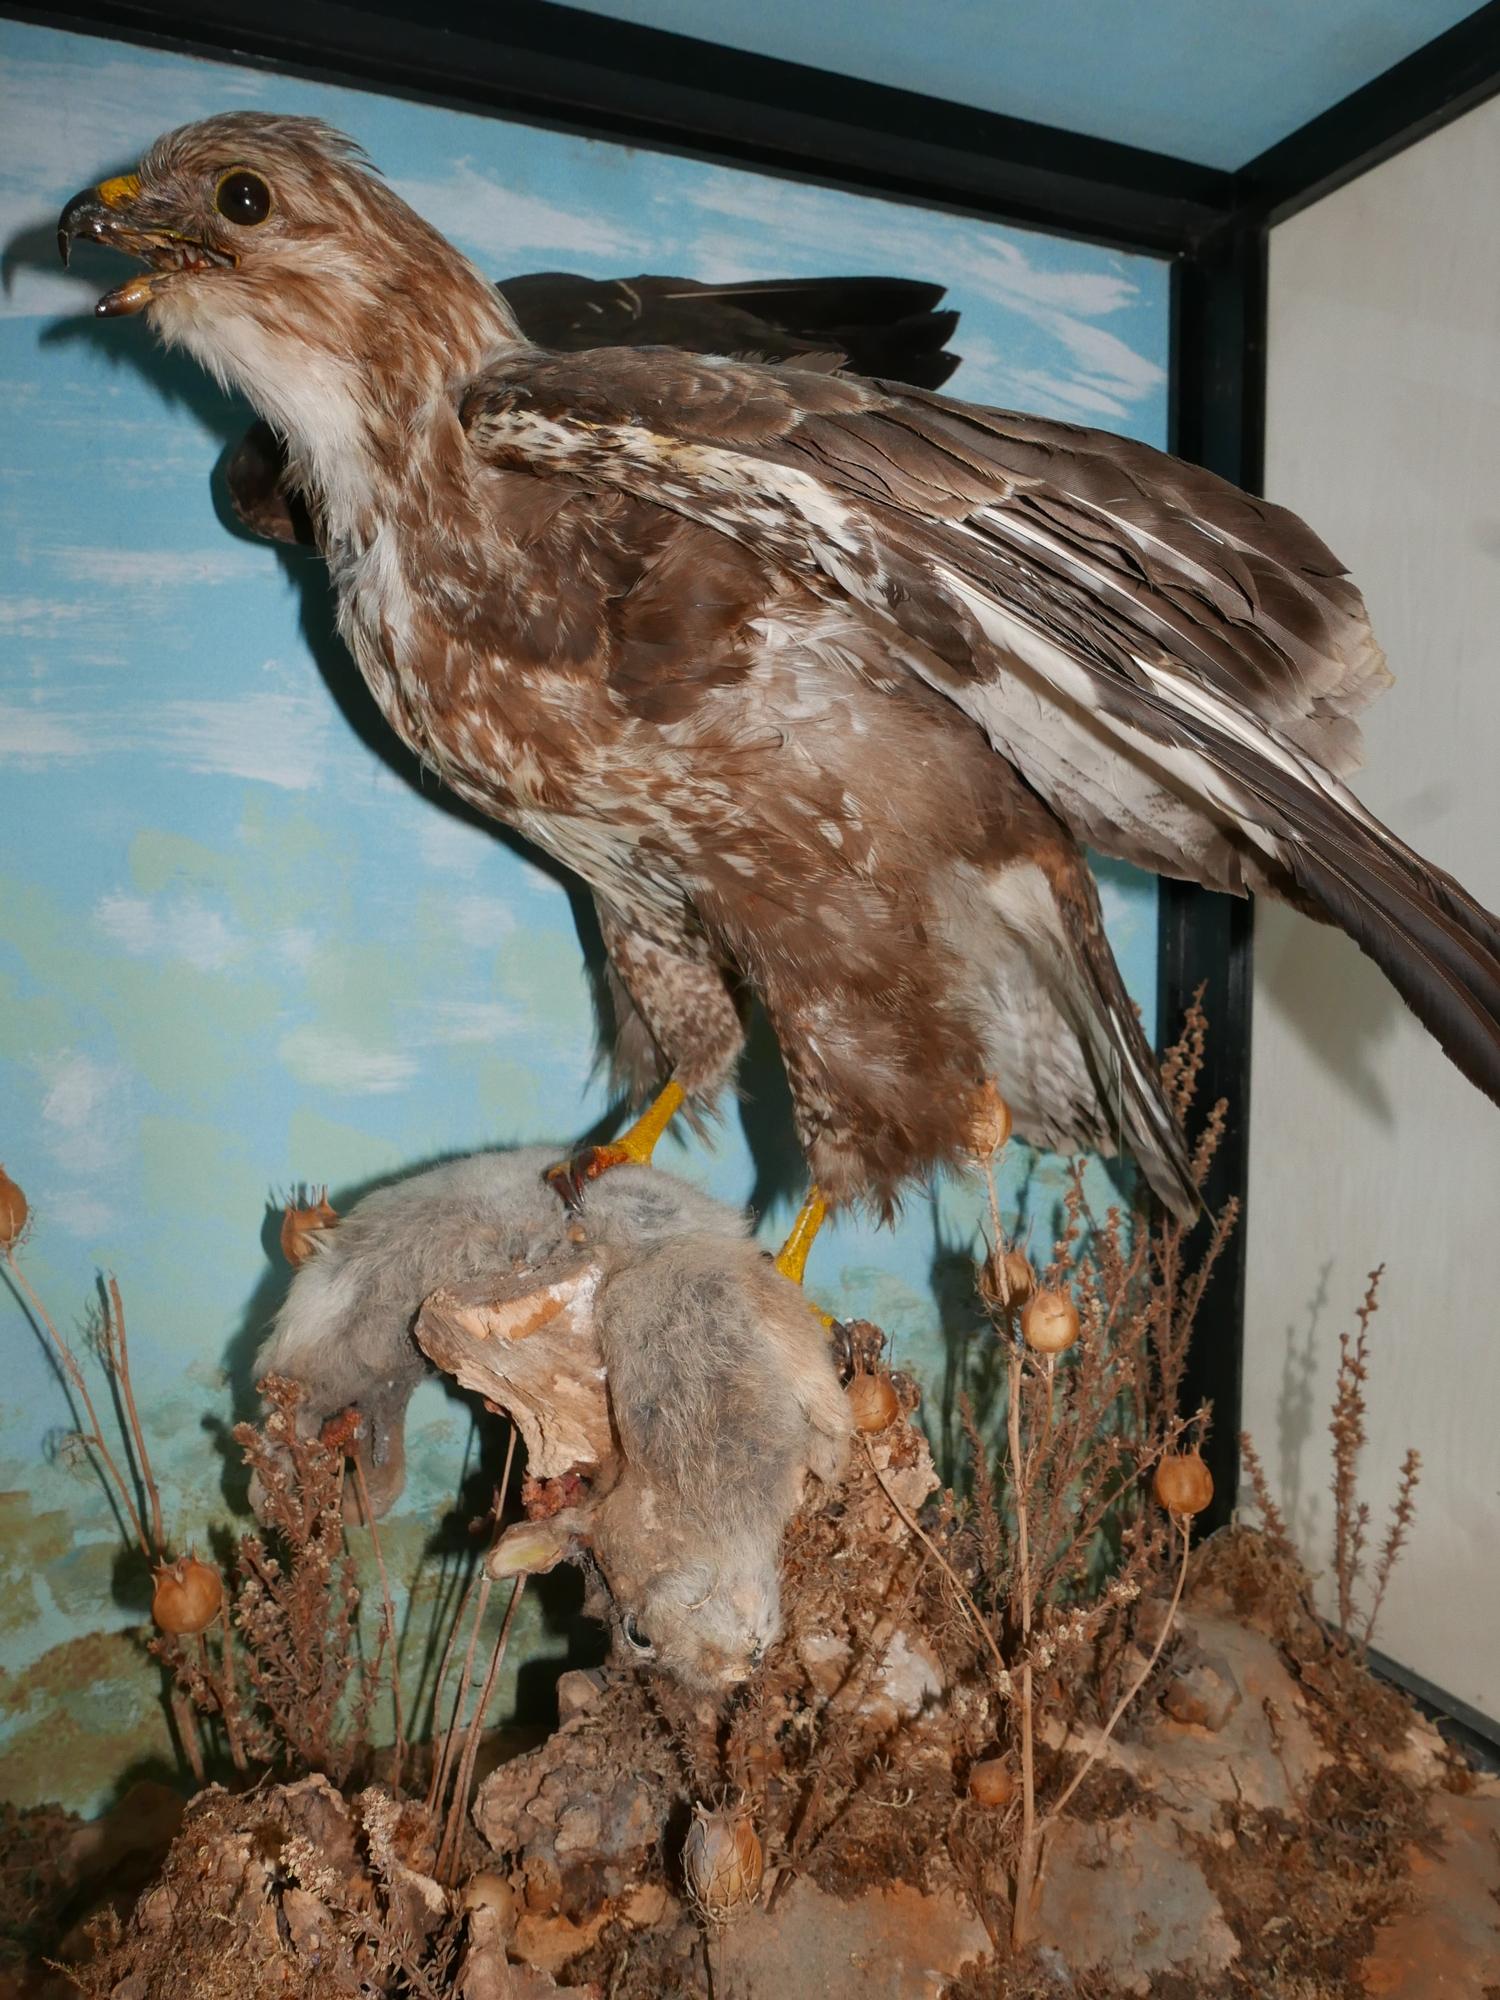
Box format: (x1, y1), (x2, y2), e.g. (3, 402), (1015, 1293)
(461, 345), (1500, 1109)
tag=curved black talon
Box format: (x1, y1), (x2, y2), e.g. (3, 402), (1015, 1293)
(542, 1144), (628, 1214)
(543, 1158), (590, 1215)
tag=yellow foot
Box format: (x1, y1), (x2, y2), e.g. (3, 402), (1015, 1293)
(544, 1079), (686, 1212)
(773, 1188), (836, 1327)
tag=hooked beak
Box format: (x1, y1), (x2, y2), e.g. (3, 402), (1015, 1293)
(57, 174), (234, 318)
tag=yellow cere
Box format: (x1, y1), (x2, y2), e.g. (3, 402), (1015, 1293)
(97, 173), (141, 208)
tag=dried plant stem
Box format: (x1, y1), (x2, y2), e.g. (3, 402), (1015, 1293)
(1238, 1431), (1295, 1560)
(1043, 1515), (1190, 1832)
(1008, 1345), (1040, 1954)
(1361, 1446), (1421, 1655)
(4, 1250), (153, 1562)
(430, 1575), (490, 1823)
(217, 1614), (249, 1772)
(350, 1450), (406, 1791)
(429, 1426), (517, 1819)
(858, 1437), (1008, 1686)
(169, 1683), (206, 1785)
(423, 1572), (480, 1812)
(1331, 1268), (1382, 1641)
(438, 1574), (526, 1885)
(105, 1274), (165, 1559)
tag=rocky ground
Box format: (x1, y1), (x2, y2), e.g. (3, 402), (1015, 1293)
(3, 1416), (1496, 1997)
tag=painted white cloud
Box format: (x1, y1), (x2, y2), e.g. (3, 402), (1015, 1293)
(447, 893), (517, 949)
(48, 545), (264, 592)
(94, 891), (245, 973)
(393, 159), (647, 266)
(0, 685), (334, 788)
(416, 813), (499, 878)
(418, 999), (522, 1045)
(277, 1025), (419, 1095)
(0, 700), (94, 759)
(36, 1050), (132, 1177)
(152, 689), (333, 791)
(0, 597), (89, 636)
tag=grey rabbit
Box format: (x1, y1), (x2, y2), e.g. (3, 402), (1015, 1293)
(578, 1233), (850, 1689)
(256, 1148), (849, 1688)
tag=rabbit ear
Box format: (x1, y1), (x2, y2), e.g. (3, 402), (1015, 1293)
(485, 1508), (592, 1581)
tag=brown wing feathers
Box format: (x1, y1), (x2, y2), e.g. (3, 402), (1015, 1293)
(463, 345), (1500, 1121)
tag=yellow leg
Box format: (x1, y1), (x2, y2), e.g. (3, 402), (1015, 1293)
(610, 1078), (687, 1164)
(544, 1079), (686, 1209)
(773, 1187), (827, 1286)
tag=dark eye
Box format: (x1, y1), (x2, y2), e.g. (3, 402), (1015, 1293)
(216, 170), (272, 227)
(621, 1613), (653, 1652)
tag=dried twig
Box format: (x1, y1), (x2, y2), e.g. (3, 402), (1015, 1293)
(350, 1449), (406, 1790)
(1361, 1446), (1421, 1655)
(1331, 1268), (1382, 1640)
(4, 1249), (153, 1562)
(104, 1275), (165, 1559)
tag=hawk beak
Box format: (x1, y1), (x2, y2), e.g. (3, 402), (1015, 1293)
(57, 176), (139, 263)
(58, 179), (153, 317)
(57, 175), (229, 318)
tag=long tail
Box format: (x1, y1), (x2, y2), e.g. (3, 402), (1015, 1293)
(1195, 723), (1500, 1107)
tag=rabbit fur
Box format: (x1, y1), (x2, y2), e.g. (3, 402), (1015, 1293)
(256, 1148), (849, 1687)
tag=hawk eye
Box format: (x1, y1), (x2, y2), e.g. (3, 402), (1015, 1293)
(621, 1613), (653, 1653)
(215, 169), (272, 227)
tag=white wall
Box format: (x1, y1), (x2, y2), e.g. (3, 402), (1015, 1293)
(1250, 97), (1500, 1721)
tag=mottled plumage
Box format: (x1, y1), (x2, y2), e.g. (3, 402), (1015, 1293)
(60, 114), (1500, 1217)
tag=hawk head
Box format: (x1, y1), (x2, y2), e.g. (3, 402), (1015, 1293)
(59, 112), (512, 507)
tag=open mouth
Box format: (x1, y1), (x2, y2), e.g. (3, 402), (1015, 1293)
(57, 189), (237, 317)
(94, 235), (237, 318)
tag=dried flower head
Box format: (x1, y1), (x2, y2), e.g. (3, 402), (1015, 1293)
(969, 1080), (1013, 1158)
(846, 1371), (900, 1433)
(152, 1552), (224, 1635)
(1020, 1288), (1080, 1356)
(0, 1166), (28, 1251)
(1154, 1450), (1214, 1521)
(968, 1757), (1015, 1808)
(281, 1190), (338, 1267)
(682, 1803), (764, 1924)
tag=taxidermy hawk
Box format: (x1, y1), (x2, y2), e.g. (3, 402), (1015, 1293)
(60, 114), (1500, 1225)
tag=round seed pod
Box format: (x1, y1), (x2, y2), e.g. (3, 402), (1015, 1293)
(1154, 1450), (1214, 1521)
(1020, 1288), (1080, 1356)
(280, 1191), (338, 1267)
(462, 1872), (517, 1937)
(0, 1166), (28, 1251)
(846, 1372), (900, 1433)
(968, 1757), (1015, 1808)
(683, 1805), (764, 1924)
(970, 1081), (1013, 1158)
(152, 1553), (224, 1635)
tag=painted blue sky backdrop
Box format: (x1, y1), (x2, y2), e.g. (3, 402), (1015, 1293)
(0, 19), (1170, 1807)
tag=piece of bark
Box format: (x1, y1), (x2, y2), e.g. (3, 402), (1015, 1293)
(416, 1257), (614, 1481)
